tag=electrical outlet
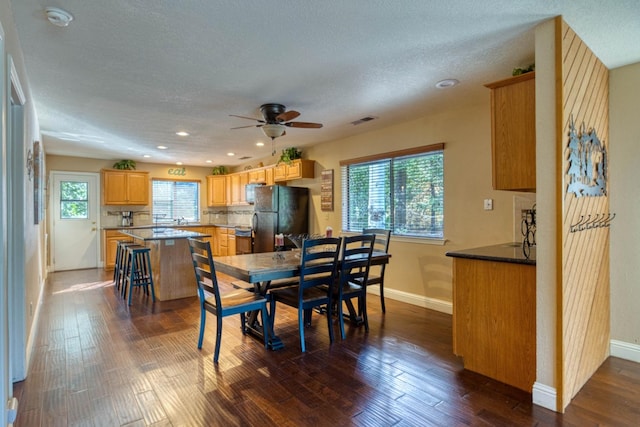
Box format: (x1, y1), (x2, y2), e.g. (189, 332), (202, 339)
(483, 199), (493, 210)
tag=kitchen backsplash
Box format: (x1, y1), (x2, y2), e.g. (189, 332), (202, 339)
(102, 206), (254, 227)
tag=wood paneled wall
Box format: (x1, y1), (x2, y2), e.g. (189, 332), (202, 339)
(556, 17), (610, 410)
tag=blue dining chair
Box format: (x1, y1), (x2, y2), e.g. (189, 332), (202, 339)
(187, 238), (269, 363)
(362, 228), (391, 313)
(269, 237), (341, 352)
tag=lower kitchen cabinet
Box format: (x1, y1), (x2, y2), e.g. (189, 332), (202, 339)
(451, 256), (536, 392)
(103, 230), (133, 270)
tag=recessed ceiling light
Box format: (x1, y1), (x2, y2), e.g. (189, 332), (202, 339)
(435, 79), (460, 89)
(205, 160), (212, 163)
(227, 152), (235, 156)
(157, 145), (168, 150)
(44, 7), (74, 27)
(176, 131), (189, 137)
(176, 162), (183, 165)
(143, 155), (151, 158)
(256, 142), (265, 147)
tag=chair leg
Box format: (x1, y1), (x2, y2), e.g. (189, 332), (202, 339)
(326, 301), (335, 344)
(213, 315), (223, 363)
(197, 307), (206, 349)
(240, 312), (246, 334)
(379, 279), (386, 313)
(260, 306), (269, 349)
(361, 294), (369, 332)
(298, 308), (306, 353)
(337, 299), (346, 340)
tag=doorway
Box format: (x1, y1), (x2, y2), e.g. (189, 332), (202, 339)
(51, 172), (100, 271)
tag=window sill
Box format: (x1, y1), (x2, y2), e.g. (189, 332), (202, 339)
(341, 231), (447, 246)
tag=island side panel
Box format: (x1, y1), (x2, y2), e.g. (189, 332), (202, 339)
(146, 239), (196, 301)
(452, 257), (536, 392)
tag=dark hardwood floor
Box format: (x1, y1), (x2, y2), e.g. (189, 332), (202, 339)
(12, 268), (640, 426)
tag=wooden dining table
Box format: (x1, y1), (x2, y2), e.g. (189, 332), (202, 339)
(213, 249), (390, 350)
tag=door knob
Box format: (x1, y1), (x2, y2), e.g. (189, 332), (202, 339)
(91, 227), (96, 231)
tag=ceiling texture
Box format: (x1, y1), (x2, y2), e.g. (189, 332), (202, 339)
(9, 1), (640, 167)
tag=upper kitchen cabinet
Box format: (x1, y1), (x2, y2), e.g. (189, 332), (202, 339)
(207, 175), (228, 207)
(485, 72), (536, 192)
(102, 169), (150, 205)
(273, 159), (315, 182)
(230, 172), (249, 205)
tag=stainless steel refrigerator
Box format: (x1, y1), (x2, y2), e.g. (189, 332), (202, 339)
(252, 185), (309, 253)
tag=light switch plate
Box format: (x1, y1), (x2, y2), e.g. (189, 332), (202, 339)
(483, 199), (493, 210)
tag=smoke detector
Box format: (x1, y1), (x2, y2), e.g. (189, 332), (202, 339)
(45, 7), (74, 27)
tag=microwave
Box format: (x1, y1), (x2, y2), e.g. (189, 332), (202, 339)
(245, 183), (265, 204)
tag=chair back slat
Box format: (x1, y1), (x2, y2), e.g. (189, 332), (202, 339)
(188, 238), (222, 307)
(363, 228), (391, 253)
(298, 237), (341, 293)
(340, 234), (375, 287)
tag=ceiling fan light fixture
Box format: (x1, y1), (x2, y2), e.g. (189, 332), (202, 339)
(44, 7), (74, 27)
(261, 124), (286, 139)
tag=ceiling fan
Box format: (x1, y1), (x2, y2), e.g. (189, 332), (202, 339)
(230, 103), (323, 154)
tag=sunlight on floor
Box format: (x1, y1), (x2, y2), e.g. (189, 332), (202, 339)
(53, 280), (114, 294)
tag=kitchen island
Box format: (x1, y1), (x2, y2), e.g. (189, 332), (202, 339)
(446, 243), (536, 392)
(119, 228), (211, 301)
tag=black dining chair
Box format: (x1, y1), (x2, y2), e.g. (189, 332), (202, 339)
(333, 234), (375, 339)
(187, 238), (269, 363)
(269, 237), (341, 352)
(363, 228), (391, 313)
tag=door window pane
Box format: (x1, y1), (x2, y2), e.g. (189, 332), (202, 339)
(60, 181), (89, 219)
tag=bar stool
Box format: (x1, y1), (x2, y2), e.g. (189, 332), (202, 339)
(113, 240), (136, 294)
(124, 246), (156, 306)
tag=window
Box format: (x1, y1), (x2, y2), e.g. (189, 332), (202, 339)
(341, 144), (444, 238)
(60, 181), (89, 219)
(152, 179), (200, 222)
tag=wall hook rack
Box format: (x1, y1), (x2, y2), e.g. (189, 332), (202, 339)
(569, 213), (616, 232)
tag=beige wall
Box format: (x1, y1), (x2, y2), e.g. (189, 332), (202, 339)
(610, 62), (640, 347)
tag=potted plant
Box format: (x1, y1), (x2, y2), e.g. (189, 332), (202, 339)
(279, 147), (302, 164)
(112, 159), (137, 170)
(211, 165), (228, 175)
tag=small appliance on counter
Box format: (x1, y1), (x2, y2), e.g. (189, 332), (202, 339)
(121, 211), (133, 227)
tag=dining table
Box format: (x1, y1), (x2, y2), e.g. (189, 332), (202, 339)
(213, 248), (391, 350)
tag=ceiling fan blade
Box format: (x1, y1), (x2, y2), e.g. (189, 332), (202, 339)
(285, 121), (323, 128)
(276, 110), (300, 122)
(231, 124), (264, 130)
(229, 114), (265, 123)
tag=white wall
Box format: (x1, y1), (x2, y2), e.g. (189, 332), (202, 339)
(610, 62), (640, 354)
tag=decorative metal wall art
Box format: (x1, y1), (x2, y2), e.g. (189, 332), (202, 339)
(566, 116), (607, 197)
(321, 169), (334, 211)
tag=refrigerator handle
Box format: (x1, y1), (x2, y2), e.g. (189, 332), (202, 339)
(252, 212), (257, 231)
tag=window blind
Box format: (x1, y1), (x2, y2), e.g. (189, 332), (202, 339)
(152, 180), (200, 222)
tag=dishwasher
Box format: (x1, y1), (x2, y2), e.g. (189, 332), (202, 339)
(234, 227), (253, 254)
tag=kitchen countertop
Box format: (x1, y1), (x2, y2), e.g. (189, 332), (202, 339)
(118, 228), (211, 241)
(103, 224), (236, 230)
(445, 242), (536, 265)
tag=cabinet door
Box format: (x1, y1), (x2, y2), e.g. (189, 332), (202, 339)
(273, 164), (287, 182)
(126, 172), (149, 205)
(239, 173), (248, 204)
(230, 174), (242, 205)
(228, 234), (236, 256)
(486, 73), (536, 191)
(207, 176), (227, 206)
(265, 167), (274, 185)
(103, 171), (128, 204)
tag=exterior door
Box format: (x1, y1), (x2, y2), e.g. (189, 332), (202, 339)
(52, 172), (100, 270)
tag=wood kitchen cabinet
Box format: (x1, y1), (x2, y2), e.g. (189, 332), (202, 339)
(227, 231), (236, 256)
(273, 159), (315, 182)
(206, 175), (228, 206)
(230, 172), (249, 205)
(102, 169), (150, 205)
(485, 72), (536, 192)
(103, 230), (132, 270)
(214, 226), (229, 256)
(451, 256), (536, 392)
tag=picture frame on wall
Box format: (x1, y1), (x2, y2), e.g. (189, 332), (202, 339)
(33, 141), (43, 224)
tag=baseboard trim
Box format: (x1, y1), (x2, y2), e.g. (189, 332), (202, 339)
(367, 286), (452, 314)
(532, 382), (558, 412)
(610, 339), (640, 363)
(24, 277), (45, 377)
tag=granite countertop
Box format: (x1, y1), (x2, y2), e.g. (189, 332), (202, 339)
(445, 242), (536, 265)
(117, 228), (212, 241)
(103, 223), (235, 230)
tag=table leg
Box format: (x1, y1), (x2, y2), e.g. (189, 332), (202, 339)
(244, 281), (284, 350)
